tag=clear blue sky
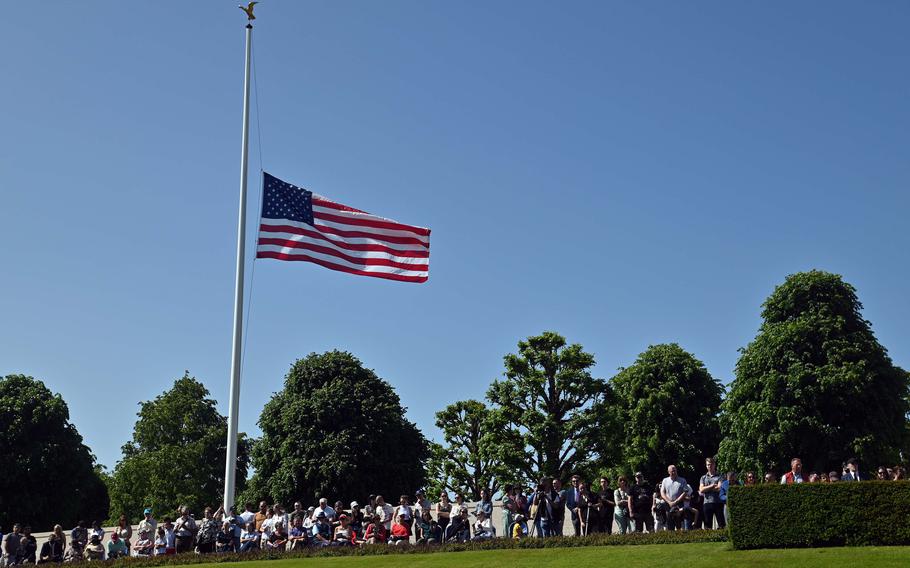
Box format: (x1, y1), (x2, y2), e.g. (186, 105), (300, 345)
(2, 1), (908, 471)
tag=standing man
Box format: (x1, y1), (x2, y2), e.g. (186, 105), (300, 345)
(699, 457), (725, 529)
(173, 506), (198, 553)
(138, 508), (157, 543)
(660, 465), (690, 531)
(474, 488), (493, 519)
(628, 473), (654, 533)
(2, 524), (21, 567)
(374, 496), (395, 531)
(565, 474), (583, 536)
(780, 458), (804, 484)
(551, 479), (566, 536)
(842, 458), (863, 481)
(0, 523), (22, 566)
(254, 501), (269, 531)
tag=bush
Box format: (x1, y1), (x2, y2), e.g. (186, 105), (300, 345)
(728, 481), (910, 549)
(104, 530), (728, 568)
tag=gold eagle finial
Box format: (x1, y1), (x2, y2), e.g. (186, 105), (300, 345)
(239, 2), (258, 21)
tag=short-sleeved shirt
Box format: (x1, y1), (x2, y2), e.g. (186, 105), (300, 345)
(107, 539), (128, 557)
(138, 519), (157, 540)
(254, 512), (268, 531)
(700, 473), (723, 503)
(661, 476), (688, 503)
(3, 532), (21, 556)
(311, 522), (331, 541)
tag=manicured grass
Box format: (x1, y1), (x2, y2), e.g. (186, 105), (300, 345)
(192, 542), (910, 568)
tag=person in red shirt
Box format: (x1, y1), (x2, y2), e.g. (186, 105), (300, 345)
(360, 516), (387, 545)
(390, 515), (410, 546)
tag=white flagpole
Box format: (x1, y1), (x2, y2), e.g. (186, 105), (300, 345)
(224, 4), (256, 512)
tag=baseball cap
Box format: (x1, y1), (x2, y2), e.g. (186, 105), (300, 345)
(316, 511), (326, 518)
(350, 501), (360, 508)
(144, 508), (152, 514)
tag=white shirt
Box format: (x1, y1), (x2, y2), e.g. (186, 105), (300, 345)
(312, 506), (336, 522)
(376, 503), (395, 529)
(780, 472), (804, 484)
(661, 476), (688, 503)
(474, 518), (493, 537)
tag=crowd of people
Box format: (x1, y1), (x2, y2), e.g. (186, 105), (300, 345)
(1, 456), (906, 564)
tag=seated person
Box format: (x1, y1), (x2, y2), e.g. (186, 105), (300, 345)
(471, 510), (494, 541)
(216, 522), (235, 553)
(444, 510), (471, 543)
(389, 514), (411, 546)
(288, 517), (308, 551)
(267, 523), (287, 551)
(63, 539), (83, 563)
(19, 528), (37, 565)
(361, 516), (387, 545)
(106, 532), (128, 559)
(132, 530), (154, 557)
(83, 535), (105, 561)
(39, 534), (64, 564)
(511, 514), (529, 539)
(239, 522), (261, 553)
(414, 510), (432, 544)
(153, 528), (167, 556)
(310, 512), (333, 547)
(349, 502), (365, 537)
(332, 515), (354, 546)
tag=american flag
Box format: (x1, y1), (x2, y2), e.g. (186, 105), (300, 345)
(256, 173), (430, 283)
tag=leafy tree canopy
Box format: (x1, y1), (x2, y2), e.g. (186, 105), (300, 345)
(718, 270), (910, 475)
(486, 331), (613, 483)
(108, 372), (250, 522)
(0, 374), (109, 531)
(611, 344), (723, 482)
(243, 351), (429, 505)
(430, 399), (514, 500)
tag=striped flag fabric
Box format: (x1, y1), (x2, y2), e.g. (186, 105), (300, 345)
(256, 172), (430, 283)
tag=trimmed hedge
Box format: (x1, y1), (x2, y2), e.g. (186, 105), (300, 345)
(728, 480), (910, 549)
(104, 530), (728, 568)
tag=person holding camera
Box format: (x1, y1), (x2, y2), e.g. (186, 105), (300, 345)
(173, 506), (197, 553)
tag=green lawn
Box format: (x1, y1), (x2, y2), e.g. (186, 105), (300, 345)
(194, 543), (910, 568)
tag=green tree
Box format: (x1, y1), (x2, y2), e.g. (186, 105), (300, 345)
(718, 270), (910, 475)
(486, 331), (612, 483)
(108, 372), (250, 521)
(611, 344), (723, 481)
(0, 375), (109, 531)
(243, 351), (429, 504)
(431, 400), (514, 500)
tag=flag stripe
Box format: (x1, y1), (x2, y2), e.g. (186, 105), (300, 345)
(312, 215), (430, 244)
(257, 245), (428, 278)
(259, 224), (430, 257)
(257, 251), (428, 283)
(311, 221), (429, 247)
(260, 219), (429, 251)
(312, 206), (432, 237)
(258, 238), (430, 269)
(311, 196), (367, 214)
